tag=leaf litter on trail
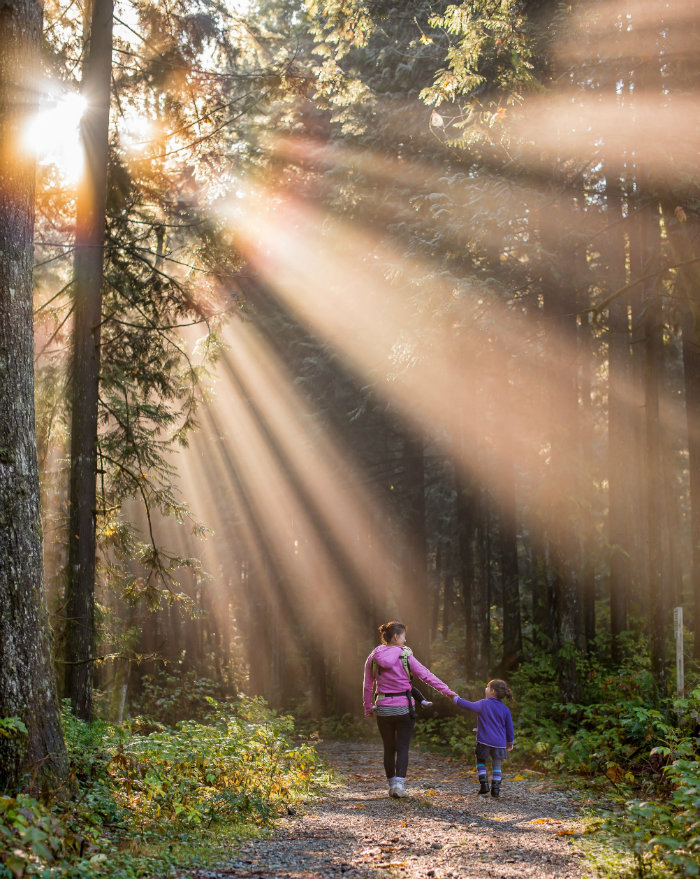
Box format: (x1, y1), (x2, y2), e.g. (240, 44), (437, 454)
(213, 740), (588, 879)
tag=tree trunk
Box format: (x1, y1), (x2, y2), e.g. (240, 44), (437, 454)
(637, 206), (668, 698)
(667, 210), (700, 660)
(606, 194), (633, 662)
(458, 477), (489, 679)
(492, 348), (522, 671)
(65, 0), (113, 721)
(576, 279), (596, 652)
(540, 205), (580, 702)
(0, 0), (67, 788)
(682, 270), (700, 661)
(401, 431), (430, 661)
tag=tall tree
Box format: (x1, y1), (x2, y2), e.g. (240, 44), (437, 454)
(0, 0), (67, 786)
(605, 192), (633, 662)
(65, 0), (114, 721)
(541, 201), (582, 701)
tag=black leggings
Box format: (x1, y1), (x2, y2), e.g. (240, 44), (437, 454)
(376, 714), (415, 779)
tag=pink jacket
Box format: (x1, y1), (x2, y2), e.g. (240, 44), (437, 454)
(363, 644), (457, 716)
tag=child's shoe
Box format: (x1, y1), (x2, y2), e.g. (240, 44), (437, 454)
(490, 781), (501, 798)
(420, 700), (432, 707)
(478, 779), (490, 795)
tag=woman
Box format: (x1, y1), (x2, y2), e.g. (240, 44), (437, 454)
(363, 620), (457, 798)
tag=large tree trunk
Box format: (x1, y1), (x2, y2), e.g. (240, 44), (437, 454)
(65, 0), (113, 721)
(0, 0), (67, 788)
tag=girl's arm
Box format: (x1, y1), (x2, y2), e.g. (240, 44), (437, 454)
(506, 707), (515, 747)
(408, 656), (457, 699)
(453, 696), (484, 713)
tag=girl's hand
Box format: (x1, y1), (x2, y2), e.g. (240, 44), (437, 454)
(507, 744), (514, 751)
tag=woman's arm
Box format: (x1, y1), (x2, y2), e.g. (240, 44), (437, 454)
(362, 651), (376, 716)
(409, 655), (457, 699)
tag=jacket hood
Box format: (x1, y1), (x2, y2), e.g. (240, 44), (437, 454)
(372, 644), (403, 669)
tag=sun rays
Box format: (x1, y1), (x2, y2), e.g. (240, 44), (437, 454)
(28, 0), (700, 703)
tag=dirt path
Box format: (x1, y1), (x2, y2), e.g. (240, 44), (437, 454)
(192, 739), (590, 878)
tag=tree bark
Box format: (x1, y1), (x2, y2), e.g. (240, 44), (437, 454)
(65, 0), (113, 721)
(0, 0), (67, 788)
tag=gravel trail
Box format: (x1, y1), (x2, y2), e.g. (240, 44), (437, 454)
(192, 739), (590, 879)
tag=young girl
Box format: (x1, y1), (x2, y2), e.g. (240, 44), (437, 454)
(453, 679), (514, 798)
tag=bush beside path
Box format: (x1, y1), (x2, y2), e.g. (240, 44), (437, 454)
(183, 740), (591, 879)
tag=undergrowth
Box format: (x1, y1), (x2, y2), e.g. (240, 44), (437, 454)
(0, 696), (332, 879)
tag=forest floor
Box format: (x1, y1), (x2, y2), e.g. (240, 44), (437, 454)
(178, 739), (611, 879)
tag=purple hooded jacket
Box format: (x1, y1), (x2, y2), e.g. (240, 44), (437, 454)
(453, 696), (515, 749)
(363, 644), (457, 716)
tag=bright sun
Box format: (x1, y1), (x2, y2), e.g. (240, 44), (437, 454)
(23, 90), (87, 182)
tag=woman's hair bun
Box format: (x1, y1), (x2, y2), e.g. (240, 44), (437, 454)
(378, 620), (406, 644)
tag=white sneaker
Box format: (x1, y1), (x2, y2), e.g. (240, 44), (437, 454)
(392, 781), (407, 798)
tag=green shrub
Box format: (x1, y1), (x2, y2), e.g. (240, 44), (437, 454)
(0, 695), (331, 879)
(600, 689), (700, 878)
